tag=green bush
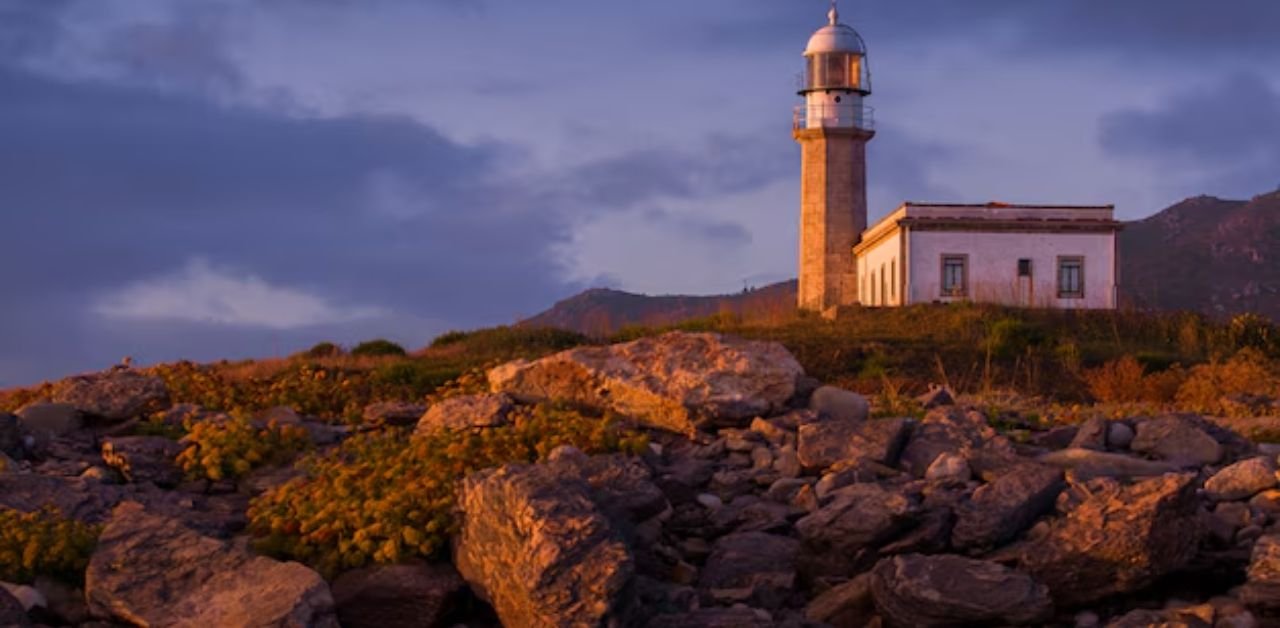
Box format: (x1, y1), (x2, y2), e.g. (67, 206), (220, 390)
(987, 318), (1047, 359)
(351, 339), (407, 358)
(0, 507), (100, 584)
(247, 404), (648, 576)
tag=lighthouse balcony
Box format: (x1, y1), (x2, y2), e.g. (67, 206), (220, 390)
(793, 104), (875, 131)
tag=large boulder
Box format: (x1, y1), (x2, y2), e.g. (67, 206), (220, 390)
(85, 502), (337, 626)
(50, 369), (169, 422)
(1204, 456), (1278, 501)
(697, 532), (798, 609)
(809, 386), (870, 422)
(546, 448), (669, 529)
(453, 462), (635, 628)
(416, 393), (514, 435)
(1019, 473), (1203, 607)
(1037, 448), (1180, 480)
(1239, 534), (1280, 612)
(0, 473), (123, 523)
(797, 417), (911, 472)
(330, 562), (468, 628)
(100, 436), (184, 487)
(952, 464), (1063, 552)
(488, 332), (804, 434)
(795, 483), (916, 579)
(870, 554), (1052, 627)
(14, 403), (83, 444)
(1130, 415), (1224, 466)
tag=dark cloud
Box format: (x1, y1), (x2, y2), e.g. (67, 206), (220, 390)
(96, 4), (243, 93)
(1099, 73), (1280, 194)
(0, 0), (73, 58)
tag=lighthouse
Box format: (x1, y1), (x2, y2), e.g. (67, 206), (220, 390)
(795, 2), (874, 314)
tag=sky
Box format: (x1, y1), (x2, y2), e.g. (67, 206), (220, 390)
(1, 0), (1278, 386)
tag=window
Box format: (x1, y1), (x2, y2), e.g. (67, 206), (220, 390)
(1058, 257), (1085, 298)
(941, 255), (967, 297)
(1017, 259), (1032, 277)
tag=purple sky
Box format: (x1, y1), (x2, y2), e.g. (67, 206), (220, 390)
(1, 0), (1278, 386)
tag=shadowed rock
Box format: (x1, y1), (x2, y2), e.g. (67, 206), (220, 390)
(1131, 415), (1224, 466)
(50, 369), (169, 422)
(870, 554), (1052, 627)
(804, 574), (874, 627)
(796, 483), (915, 580)
(809, 386), (870, 422)
(697, 531), (799, 609)
(331, 562), (468, 628)
(453, 462), (635, 628)
(1240, 534), (1280, 612)
(86, 502), (336, 626)
(646, 607), (775, 627)
(1019, 473), (1203, 607)
(488, 332), (804, 435)
(952, 463), (1063, 552)
(0, 586), (30, 628)
(797, 417), (911, 472)
(100, 436), (184, 487)
(1204, 456), (1278, 501)
(1037, 448), (1180, 480)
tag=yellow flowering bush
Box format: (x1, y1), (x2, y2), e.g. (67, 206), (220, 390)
(248, 404), (648, 575)
(176, 418), (313, 482)
(0, 507), (101, 584)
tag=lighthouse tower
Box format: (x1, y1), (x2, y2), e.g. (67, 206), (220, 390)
(795, 2), (874, 314)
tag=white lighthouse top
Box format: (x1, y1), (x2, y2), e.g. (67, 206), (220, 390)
(804, 2), (867, 56)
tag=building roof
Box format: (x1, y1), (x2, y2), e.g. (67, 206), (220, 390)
(804, 4), (867, 56)
(854, 201), (1121, 255)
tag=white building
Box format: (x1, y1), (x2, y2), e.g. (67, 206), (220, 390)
(794, 4), (1122, 313)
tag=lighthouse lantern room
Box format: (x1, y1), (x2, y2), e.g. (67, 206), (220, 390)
(797, 2), (873, 130)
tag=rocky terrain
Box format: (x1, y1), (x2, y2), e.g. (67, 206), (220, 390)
(3, 332), (1280, 626)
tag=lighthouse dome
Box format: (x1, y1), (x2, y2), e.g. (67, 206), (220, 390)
(804, 5), (866, 56)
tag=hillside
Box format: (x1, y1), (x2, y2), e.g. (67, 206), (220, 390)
(525, 192), (1280, 335)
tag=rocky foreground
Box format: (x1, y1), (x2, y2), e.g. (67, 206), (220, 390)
(4, 332), (1280, 627)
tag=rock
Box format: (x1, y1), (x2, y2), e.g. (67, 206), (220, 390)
(1249, 489), (1280, 516)
(32, 576), (88, 625)
(14, 403), (83, 443)
(924, 452), (971, 484)
(361, 401), (427, 428)
(697, 532), (799, 609)
(0, 414), (22, 458)
(1069, 417), (1109, 451)
(1019, 473), (1203, 607)
(416, 393), (513, 434)
(85, 502), (337, 626)
(100, 436), (184, 487)
(804, 574), (875, 627)
(809, 386), (870, 422)
(1037, 448), (1180, 480)
(1205, 457), (1278, 501)
(1131, 415), (1224, 466)
(0, 586), (30, 628)
(916, 385), (955, 410)
(1108, 421), (1136, 450)
(546, 449), (669, 529)
(647, 607), (776, 628)
(488, 332), (804, 434)
(0, 583), (44, 613)
(797, 417), (911, 472)
(708, 495), (794, 535)
(155, 403), (228, 430)
(696, 493), (723, 510)
(870, 554), (1052, 627)
(0, 473), (123, 523)
(773, 445), (801, 478)
(453, 462), (635, 628)
(952, 464), (1063, 552)
(796, 483), (915, 579)
(1030, 425), (1079, 450)
(50, 369), (169, 422)
(330, 562), (467, 628)
(1106, 607), (1215, 628)
(898, 407), (1003, 477)
(1240, 534), (1280, 612)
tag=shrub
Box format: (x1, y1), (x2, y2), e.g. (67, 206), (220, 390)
(350, 339), (407, 358)
(247, 404), (648, 576)
(176, 418), (313, 482)
(1229, 313), (1278, 356)
(1176, 348), (1280, 415)
(303, 342), (344, 359)
(1083, 355), (1148, 404)
(0, 507), (100, 584)
(986, 318), (1046, 359)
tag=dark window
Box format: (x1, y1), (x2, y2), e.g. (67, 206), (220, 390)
(941, 255), (967, 297)
(1017, 259), (1032, 277)
(1057, 257), (1085, 298)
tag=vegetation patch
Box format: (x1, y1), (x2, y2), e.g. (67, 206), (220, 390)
(0, 507), (101, 585)
(177, 417), (313, 482)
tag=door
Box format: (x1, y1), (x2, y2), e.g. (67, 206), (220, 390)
(1017, 259), (1034, 306)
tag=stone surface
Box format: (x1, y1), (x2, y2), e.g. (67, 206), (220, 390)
(796, 483), (915, 579)
(14, 403), (83, 441)
(0, 586), (30, 628)
(361, 401), (427, 428)
(0, 473), (123, 523)
(797, 417), (911, 472)
(1069, 417), (1109, 451)
(85, 502), (337, 627)
(546, 448), (669, 530)
(952, 464), (1063, 552)
(1131, 415), (1224, 466)
(50, 369), (169, 422)
(330, 562), (467, 628)
(870, 554), (1052, 627)
(1019, 473), (1203, 607)
(1204, 456), (1278, 501)
(100, 436), (184, 487)
(1239, 534), (1280, 612)
(924, 452), (971, 484)
(1108, 421), (1136, 449)
(804, 574), (874, 627)
(697, 532), (798, 609)
(647, 607), (775, 628)
(0, 414), (22, 459)
(488, 332), (804, 434)
(809, 386), (870, 422)
(1037, 448), (1180, 480)
(898, 407), (1003, 477)
(415, 393), (513, 434)
(453, 462), (634, 628)
(0, 583), (44, 613)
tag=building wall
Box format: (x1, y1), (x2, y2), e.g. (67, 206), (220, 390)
(905, 230), (1117, 309)
(856, 230), (902, 306)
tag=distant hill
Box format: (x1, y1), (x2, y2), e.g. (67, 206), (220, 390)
(525, 191), (1280, 335)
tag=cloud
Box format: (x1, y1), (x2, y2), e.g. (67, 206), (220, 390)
(94, 258), (386, 329)
(1099, 74), (1280, 195)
